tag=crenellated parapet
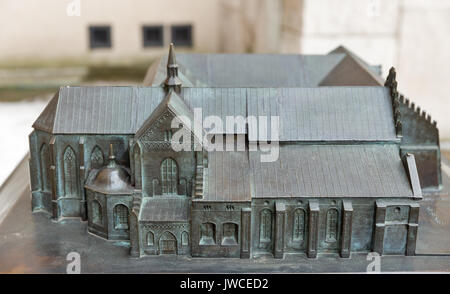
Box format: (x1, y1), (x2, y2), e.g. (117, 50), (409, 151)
(384, 66), (441, 190)
(386, 66), (438, 133)
(400, 94), (438, 129)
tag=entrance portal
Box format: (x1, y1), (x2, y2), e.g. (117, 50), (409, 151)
(159, 231), (177, 254)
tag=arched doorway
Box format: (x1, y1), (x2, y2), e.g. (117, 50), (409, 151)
(159, 231), (177, 254)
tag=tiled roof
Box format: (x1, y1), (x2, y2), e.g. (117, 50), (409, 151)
(139, 196), (190, 222)
(247, 87), (397, 141)
(199, 151), (251, 202)
(144, 53), (346, 87)
(33, 86), (165, 134)
(33, 86), (397, 142)
(249, 144), (414, 198)
(183, 87), (247, 134)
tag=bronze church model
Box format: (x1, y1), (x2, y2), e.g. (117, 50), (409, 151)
(28, 44), (441, 259)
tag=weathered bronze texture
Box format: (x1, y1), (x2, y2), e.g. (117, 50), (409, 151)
(28, 44), (441, 259)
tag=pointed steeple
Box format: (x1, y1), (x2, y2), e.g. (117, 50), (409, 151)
(164, 43), (182, 93)
(168, 42), (176, 65)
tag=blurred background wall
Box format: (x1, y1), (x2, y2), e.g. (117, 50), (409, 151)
(0, 0), (449, 184)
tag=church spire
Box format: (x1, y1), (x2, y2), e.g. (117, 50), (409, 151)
(164, 43), (182, 93)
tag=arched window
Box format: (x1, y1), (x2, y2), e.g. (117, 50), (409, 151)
(114, 204), (129, 230)
(63, 146), (78, 197)
(161, 158), (178, 194)
(90, 146), (104, 169)
(199, 222), (216, 245)
(222, 223), (238, 245)
(260, 209), (272, 243)
(326, 208), (339, 242)
(181, 231), (189, 246)
(147, 231), (154, 246)
(92, 200), (102, 225)
(39, 143), (51, 192)
(134, 143), (142, 189)
(293, 209), (306, 241)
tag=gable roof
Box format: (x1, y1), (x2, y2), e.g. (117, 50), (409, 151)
(320, 46), (384, 86)
(33, 86), (398, 142)
(135, 89), (198, 141)
(329, 46), (382, 76)
(32, 92), (59, 133)
(33, 86), (165, 134)
(249, 144), (414, 198)
(144, 53), (346, 88)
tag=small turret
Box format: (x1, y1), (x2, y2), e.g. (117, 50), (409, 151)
(164, 43), (182, 93)
(385, 66), (396, 87)
(385, 66), (402, 138)
(108, 143), (115, 161)
(107, 143), (118, 168)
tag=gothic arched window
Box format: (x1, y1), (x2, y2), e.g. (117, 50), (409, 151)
(326, 208), (339, 242)
(293, 209), (306, 241)
(114, 204), (129, 230)
(161, 158), (177, 194)
(90, 146), (104, 169)
(147, 231), (154, 246)
(63, 146), (78, 197)
(260, 209), (272, 243)
(39, 143), (51, 192)
(200, 222), (216, 245)
(92, 200), (102, 225)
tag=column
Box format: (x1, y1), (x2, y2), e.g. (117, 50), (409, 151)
(78, 137), (87, 220)
(129, 209), (140, 257)
(49, 136), (58, 220)
(373, 201), (387, 255)
(129, 139), (135, 186)
(274, 202), (286, 259)
(406, 203), (420, 256)
(307, 200), (320, 258)
(340, 200), (353, 258)
(240, 207), (251, 259)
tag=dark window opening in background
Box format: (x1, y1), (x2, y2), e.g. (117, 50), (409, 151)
(89, 26), (112, 49)
(171, 25), (193, 47)
(143, 25), (164, 47)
